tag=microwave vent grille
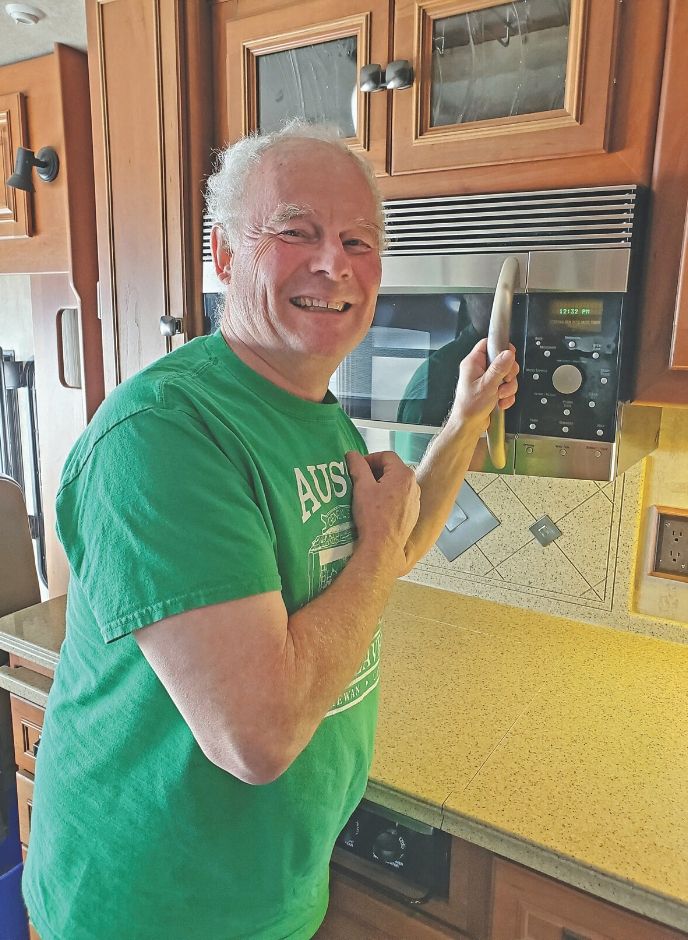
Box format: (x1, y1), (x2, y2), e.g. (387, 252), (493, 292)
(202, 185), (639, 261)
(383, 185), (639, 255)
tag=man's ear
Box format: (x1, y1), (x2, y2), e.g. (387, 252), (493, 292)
(211, 225), (233, 285)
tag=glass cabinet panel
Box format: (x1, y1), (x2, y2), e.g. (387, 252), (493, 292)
(430, 0), (571, 128)
(256, 37), (358, 137)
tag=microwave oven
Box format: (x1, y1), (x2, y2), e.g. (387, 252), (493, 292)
(329, 185), (661, 481)
(202, 185), (660, 481)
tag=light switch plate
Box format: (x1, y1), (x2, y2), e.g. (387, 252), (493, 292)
(436, 481), (500, 562)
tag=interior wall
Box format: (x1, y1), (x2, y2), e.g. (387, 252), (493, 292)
(405, 408), (688, 644)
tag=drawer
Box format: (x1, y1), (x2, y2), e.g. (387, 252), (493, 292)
(11, 695), (44, 776)
(16, 771), (34, 847)
(492, 859), (687, 940)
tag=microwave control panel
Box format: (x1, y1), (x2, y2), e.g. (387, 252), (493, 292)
(518, 294), (624, 443)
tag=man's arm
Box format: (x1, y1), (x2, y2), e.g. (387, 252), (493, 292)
(135, 451), (419, 786)
(402, 338), (519, 571)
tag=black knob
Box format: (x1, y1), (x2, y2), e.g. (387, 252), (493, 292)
(373, 827), (405, 864)
(339, 818), (360, 848)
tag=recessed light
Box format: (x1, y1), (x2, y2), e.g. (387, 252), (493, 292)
(5, 3), (46, 25)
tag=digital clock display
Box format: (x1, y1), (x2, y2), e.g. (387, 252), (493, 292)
(548, 298), (604, 333)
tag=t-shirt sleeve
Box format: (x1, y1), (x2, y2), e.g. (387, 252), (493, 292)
(56, 407), (282, 643)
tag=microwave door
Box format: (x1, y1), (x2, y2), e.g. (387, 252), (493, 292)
(332, 288), (523, 473)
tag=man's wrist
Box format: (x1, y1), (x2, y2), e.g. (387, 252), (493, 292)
(444, 407), (486, 442)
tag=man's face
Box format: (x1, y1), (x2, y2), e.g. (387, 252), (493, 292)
(214, 140), (383, 377)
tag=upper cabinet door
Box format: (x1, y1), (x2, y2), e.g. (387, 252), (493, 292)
(220, 0), (391, 175)
(391, 0), (618, 175)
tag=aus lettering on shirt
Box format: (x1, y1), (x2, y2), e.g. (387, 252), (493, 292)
(294, 461), (350, 523)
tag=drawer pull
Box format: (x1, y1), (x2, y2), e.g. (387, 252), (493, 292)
(32, 737), (40, 757)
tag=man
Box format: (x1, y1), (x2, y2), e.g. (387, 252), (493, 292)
(23, 123), (518, 939)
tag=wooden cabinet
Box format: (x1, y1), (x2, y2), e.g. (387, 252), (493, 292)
(491, 859), (687, 940)
(214, 0), (668, 198)
(87, 0), (214, 390)
(0, 91), (30, 239)
(633, 0), (688, 406)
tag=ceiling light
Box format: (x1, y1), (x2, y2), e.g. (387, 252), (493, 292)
(4, 3), (45, 25)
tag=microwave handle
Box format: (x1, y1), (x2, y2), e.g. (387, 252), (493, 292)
(486, 256), (519, 470)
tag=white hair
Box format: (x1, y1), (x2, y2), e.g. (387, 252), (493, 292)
(205, 121), (385, 249)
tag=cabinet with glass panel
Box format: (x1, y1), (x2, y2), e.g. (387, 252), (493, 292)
(213, 0), (668, 196)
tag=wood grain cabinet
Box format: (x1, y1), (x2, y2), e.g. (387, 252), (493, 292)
(86, 0), (214, 389)
(491, 859), (687, 940)
(0, 91), (30, 239)
(214, 0), (668, 199)
(633, 0), (688, 406)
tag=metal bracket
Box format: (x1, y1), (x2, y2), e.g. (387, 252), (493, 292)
(360, 60), (414, 92)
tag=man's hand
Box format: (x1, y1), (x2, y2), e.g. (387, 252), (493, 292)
(346, 450), (421, 575)
(450, 338), (519, 434)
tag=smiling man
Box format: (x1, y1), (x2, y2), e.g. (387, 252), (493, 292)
(22, 124), (517, 940)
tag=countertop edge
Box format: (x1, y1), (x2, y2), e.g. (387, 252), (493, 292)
(366, 779), (688, 934)
(0, 631), (59, 672)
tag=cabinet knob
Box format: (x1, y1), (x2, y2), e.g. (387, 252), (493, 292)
(359, 63), (385, 92)
(385, 60), (414, 90)
(159, 315), (183, 337)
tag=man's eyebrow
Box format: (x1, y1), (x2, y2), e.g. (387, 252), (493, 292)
(266, 204), (314, 226)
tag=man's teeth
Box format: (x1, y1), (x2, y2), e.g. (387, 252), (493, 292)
(291, 297), (348, 312)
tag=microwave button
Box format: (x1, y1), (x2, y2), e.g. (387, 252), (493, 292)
(563, 408), (571, 416)
(589, 400), (596, 408)
(552, 364), (583, 395)
(592, 352), (600, 359)
(600, 376), (608, 385)
(529, 423), (536, 431)
(596, 429), (604, 437)
(562, 428), (569, 435)
(544, 350), (551, 357)
(567, 340), (576, 349)
(525, 445), (534, 454)
(540, 397), (548, 405)
(533, 373), (540, 380)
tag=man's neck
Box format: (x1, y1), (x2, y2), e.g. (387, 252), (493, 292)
(220, 326), (331, 403)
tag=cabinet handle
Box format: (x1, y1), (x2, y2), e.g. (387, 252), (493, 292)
(360, 61), (414, 93)
(384, 60), (414, 91)
(360, 64), (385, 92)
(160, 315), (183, 337)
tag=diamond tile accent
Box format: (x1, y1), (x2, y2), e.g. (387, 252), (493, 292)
(476, 478), (537, 567)
(555, 491), (615, 591)
(503, 475), (600, 523)
(496, 540), (593, 596)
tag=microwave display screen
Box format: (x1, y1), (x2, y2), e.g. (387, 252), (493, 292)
(548, 298), (603, 332)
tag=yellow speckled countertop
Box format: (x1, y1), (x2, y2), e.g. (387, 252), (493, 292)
(370, 580), (688, 933)
(0, 585), (686, 931)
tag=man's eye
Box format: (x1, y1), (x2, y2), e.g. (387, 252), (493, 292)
(345, 238), (371, 250)
(282, 229), (305, 238)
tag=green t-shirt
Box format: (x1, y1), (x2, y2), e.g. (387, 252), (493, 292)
(23, 331), (380, 940)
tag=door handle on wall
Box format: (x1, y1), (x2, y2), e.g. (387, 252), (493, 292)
(486, 256), (519, 470)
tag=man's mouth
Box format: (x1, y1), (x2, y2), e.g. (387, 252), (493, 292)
(290, 297), (351, 313)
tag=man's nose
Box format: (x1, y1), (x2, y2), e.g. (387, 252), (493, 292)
(309, 238), (353, 280)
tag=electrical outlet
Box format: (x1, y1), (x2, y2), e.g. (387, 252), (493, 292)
(651, 507), (688, 583)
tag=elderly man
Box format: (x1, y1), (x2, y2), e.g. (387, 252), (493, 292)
(23, 124), (517, 940)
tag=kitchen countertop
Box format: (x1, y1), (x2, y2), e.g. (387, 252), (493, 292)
(0, 584), (686, 932)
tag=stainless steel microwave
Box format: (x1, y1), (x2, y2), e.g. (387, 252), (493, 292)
(202, 185), (661, 481)
(329, 185), (661, 481)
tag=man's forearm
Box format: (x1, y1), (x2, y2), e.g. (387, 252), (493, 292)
(281, 539), (400, 762)
(403, 417), (483, 571)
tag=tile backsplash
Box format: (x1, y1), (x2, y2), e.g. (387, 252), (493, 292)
(406, 409), (688, 644)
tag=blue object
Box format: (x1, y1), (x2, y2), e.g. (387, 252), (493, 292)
(0, 785), (29, 940)
(0, 863), (29, 940)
